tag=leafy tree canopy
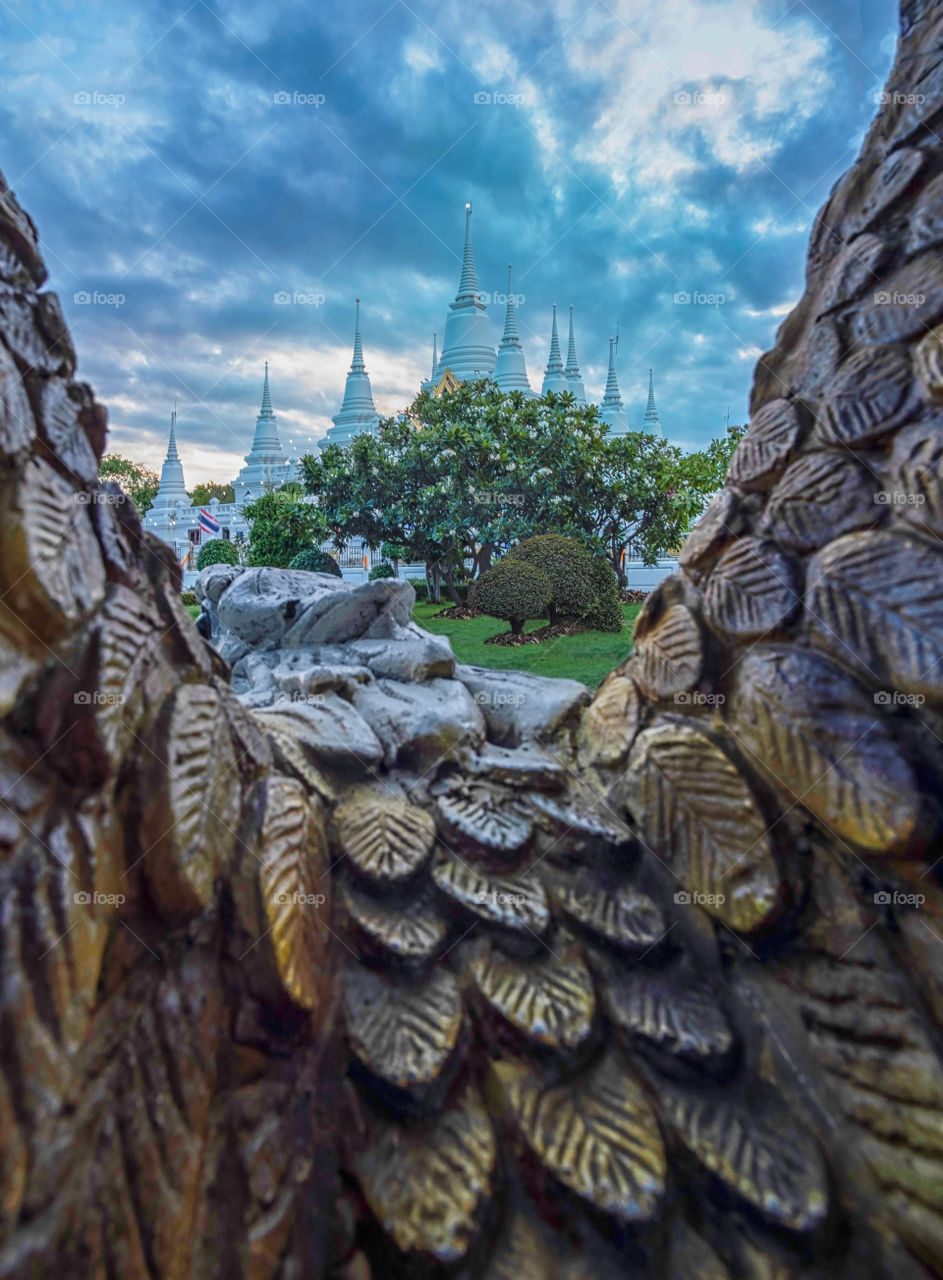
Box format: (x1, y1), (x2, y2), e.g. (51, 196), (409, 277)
(190, 481), (235, 507)
(99, 454), (159, 517)
(243, 486), (327, 568)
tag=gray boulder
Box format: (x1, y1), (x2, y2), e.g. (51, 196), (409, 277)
(352, 677), (485, 767)
(454, 664), (591, 746)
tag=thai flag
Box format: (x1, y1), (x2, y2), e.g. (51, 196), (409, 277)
(198, 507), (220, 536)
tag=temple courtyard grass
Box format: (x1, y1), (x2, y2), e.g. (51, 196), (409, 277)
(413, 599), (642, 689)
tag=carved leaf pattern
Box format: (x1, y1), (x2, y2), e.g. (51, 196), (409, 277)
(806, 530), (943, 701)
(470, 932), (595, 1049)
(761, 452), (880, 552)
(340, 878), (449, 964)
(661, 1088), (828, 1233)
(815, 347), (916, 447)
(145, 683), (238, 913)
(431, 849), (550, 935)
(577, 673), (642, 769)
(634, 604), (703, 700)
(335, 784), (436, 883)
(733, 647), (919, 853)
(728, 399), (805, 490)
(493, 1054), (666, 1223)
(345, 962), (462, 1094)
(259, 776), (330, 1015)
(354, 1085), (497, 1264)
(554, 874), (667, 951)
(704, 537), (800, 639)
(436, 790), (533, 858)
(624, 723), (782, 933)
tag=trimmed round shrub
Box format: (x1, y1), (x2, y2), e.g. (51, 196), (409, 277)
(505, 534), (593, 623)
(288, 547), (343, 578)
(369, 562), (395, 581)
(470, 560), (552, 635)
(196, 538), (239, 571)
(180, 590), (198, 607)
(585, 558), (623, 632)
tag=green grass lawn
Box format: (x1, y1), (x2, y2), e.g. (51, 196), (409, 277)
(186, 603), (201, 620)
(414, 600), (641, 689)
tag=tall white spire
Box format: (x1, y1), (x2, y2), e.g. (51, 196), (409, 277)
(643, 367), (663, 436)
(435, 202), (496, 383)
(541, 305), (568, 396)
(564, 306), (587, 406)
(421, 333), (439, 394)
(598, 337), (630, 436)
(493, 265), (534, 397)
(319, 298), (381, 449)
(150, 410), (189, 510)
(233, 364), (293, 499)
(247, 361), (283, 455)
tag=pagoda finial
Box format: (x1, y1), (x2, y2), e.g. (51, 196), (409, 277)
(167, 409), (179, 460)
(566, 306), (579, 374)
(351, 298), (365, 373)
(563, 306), (587, 405)
(501, 265), (520, 344)
(455, 201), (480, 302)
(545, 305), (563, 373)
(643, 366), (663, 436)
(602, 336), (623, 403)
(431, 332), (438, 380)
(259, 361), (273, 417)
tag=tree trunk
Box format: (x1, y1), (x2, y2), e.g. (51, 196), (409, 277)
(442, 561), (462, 606)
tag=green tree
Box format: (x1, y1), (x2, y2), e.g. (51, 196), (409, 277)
(196, 538), (240, 571)
(302, 382), (606, 604)
(190, 481), (235, 506)
(243, 486), (327, 568)
(587, 433), (705, 588)
(99, 454), (159, 516)
(470, 560), (552, 636)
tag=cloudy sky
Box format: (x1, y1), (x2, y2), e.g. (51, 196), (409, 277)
(2, 0), (898, 484)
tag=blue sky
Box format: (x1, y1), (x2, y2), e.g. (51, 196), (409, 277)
(1, 0), (899, 484)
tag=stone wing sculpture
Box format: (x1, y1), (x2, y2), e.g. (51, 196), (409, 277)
(2, 2), (943, 1276)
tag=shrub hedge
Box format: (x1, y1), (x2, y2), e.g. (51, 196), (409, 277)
(505, 534), (594, 623)
(196, 538), (240, 571)
(288, 548), (343, 578)
(470, 559), (553, 635)
(585, 557), (623, 632)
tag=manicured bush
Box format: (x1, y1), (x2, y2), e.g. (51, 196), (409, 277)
(470, 560), (552, 635)
(407, 578), (429, 602)
(505, 534), (593, 623)
(196, 538), (240, 571)
(180, 590), (198, 607)
(585, 557), (623, 632)
(288, 547), (343, 578)
(369, 562), (395, 581)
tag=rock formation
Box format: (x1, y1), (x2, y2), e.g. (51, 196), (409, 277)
(1, 1), (943, 1275)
